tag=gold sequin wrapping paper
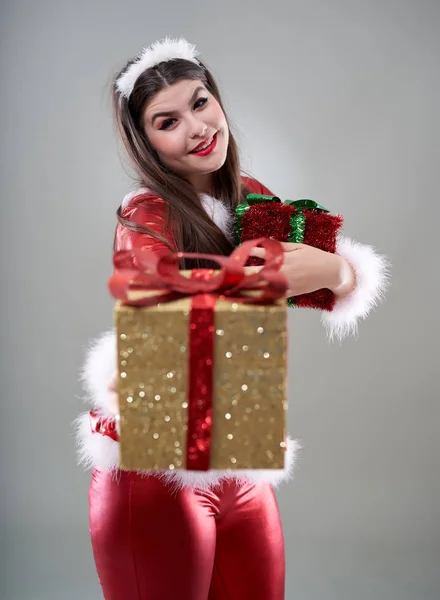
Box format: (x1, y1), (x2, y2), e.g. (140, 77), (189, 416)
(115, 290), (287, 471)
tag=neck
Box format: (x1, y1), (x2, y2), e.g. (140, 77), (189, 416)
(186, 172), (215, 195)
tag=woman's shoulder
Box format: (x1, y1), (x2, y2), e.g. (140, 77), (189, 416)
(115, 187), (176, 254)
(120, 187), (164, 212)
(241, 175), (274, 196)
(120, 177), (275, 215)
(120, 187), (169, 225)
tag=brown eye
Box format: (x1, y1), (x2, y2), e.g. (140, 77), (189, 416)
(160, 118), (177, 130)
(194, 97), (208, 110)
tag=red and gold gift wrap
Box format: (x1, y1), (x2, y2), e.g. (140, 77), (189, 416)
(109, 239), (289, 472)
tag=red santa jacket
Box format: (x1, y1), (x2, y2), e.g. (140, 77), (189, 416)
(114, 176), (274, 258)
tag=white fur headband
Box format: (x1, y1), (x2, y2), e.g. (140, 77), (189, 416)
(116, 37), (200, 99)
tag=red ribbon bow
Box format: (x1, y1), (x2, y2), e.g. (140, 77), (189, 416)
(108, 237), (287, 471)
(108, 237), (287, 306)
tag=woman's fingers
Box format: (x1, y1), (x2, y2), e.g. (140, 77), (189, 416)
(279, 242), (302, 251)
(108, 370), (118, 393)
(108, 391), (120, 415)
(107, 371), (119, 415)
(249, 242), (303, 262)
(249, 247), (266, 259)
(249, 242), (303, 259)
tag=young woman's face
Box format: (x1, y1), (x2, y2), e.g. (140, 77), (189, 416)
(143, 79), (229, 188)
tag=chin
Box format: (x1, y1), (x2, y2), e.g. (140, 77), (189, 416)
(208, 141), (229, 172)
(189, 152), (228, 176)
(179, 132), (229, 176)
(208, 153), (228, 173)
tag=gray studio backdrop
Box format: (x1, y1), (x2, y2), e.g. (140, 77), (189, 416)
(1, 1), (439, 599)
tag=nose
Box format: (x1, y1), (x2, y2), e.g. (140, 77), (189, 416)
(189, 116), (208, 139)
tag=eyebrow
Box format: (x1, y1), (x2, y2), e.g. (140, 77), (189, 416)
(150, 86), (205, 125)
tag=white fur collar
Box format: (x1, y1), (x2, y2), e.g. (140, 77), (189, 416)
(199, 193), (234, 241)
(120, 188), (234, 241)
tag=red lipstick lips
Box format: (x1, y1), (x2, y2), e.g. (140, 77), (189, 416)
(189, 132), (218, 156)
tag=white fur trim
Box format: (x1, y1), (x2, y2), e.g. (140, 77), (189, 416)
(200, 193), (234, 241)
(74, 411), (301, 491)
(321, 235), (390, 341)
(76, 329), (301, 489)
(116, 38), (200, 99)
(161, 436), (302, 491)
(74, 411), (121, 472)
(79, 330), (117, 417)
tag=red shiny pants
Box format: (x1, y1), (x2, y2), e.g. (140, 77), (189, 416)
(89, 469), (285, 599)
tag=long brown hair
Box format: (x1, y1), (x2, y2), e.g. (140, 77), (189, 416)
(112, 57), (248, 268)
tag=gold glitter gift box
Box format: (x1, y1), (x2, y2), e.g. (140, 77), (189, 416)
(115, 288), (288, 472)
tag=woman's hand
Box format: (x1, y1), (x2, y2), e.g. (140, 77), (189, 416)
(249, 242), (356, 298)
(107, 370), (119, 415)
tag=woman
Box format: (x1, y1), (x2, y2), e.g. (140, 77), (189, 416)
(76, 37), (388, 600)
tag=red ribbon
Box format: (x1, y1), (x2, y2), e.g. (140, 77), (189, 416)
(186, 271), (215, 470)
(109, 237), (287, 306)
(108, 238), (287, 471)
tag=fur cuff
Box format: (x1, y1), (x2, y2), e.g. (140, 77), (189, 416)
(321, 236), (390, 340)
(74, 411), (301, 491)
(74, 411), (121, 472)
(79, 329), (117, 417)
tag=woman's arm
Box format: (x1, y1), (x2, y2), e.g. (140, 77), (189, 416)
(249, 237), (389, 341)
(244, 180), (390, 339)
